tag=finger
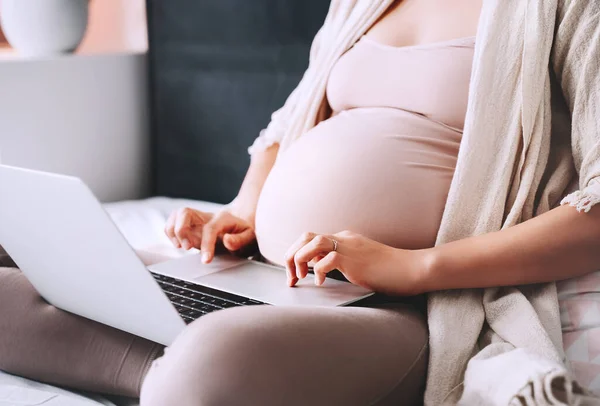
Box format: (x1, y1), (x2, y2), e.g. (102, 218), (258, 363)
(200, 218), (226, 264)
(284, 232), (316, 286)
(186, 233), (201, 250)
(294, 235), (334, 280)
(189, 211), (215, 249)
(222, 228), (255, 251)
(174, 209), (198, 250)
(313, 251), (343, 286)
(164, 211), (180, 248)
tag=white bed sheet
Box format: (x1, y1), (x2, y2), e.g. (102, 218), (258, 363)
(0, 197), (222, 406)
(104, 196), (223, 251)
(0, 371), (119, 406)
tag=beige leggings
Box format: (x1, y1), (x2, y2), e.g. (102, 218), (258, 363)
(0, 268), (162, 397)
(0, 267), (428, 405)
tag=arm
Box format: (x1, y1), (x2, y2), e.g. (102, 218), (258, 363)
(227, 144), (279, 225)
(419, 204), (600, 292)
(284, 199), (600, 295)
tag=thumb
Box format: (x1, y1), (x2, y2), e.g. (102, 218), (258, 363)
(223, 228), (255, 251)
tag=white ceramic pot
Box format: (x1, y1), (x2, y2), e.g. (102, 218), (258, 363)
(0, 0), (88, 56)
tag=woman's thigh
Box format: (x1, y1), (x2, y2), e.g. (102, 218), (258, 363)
(142, 302), (428, 406)
(0, 267), (162, 397)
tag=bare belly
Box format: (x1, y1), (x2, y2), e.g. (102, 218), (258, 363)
(254, 108), (461, 266)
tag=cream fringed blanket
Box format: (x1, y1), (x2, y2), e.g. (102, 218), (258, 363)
(249, 0), (600, 404)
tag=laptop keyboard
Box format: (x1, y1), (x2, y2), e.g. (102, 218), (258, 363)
(151, 272), (264, 324)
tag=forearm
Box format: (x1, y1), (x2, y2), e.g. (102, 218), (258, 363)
(420, 204), (600, 292)
(228, 143), (279, 224)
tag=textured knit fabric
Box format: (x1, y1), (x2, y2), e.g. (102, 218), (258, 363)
(248, 0), (600, 404)
(254, 36), (474, 265)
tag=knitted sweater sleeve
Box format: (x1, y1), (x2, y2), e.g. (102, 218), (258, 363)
(247, 3), (337, 155)
(553, 0), (600, 213)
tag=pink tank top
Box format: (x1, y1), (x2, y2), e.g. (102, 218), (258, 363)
(254, 36), (476, 266)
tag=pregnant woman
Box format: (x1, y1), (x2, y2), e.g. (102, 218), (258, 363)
(1, 0), (600, 404)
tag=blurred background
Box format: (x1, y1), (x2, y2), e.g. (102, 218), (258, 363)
(0, 0), (151, 203)
(0, 0), (326, 204)
(0, 0), (148, 53)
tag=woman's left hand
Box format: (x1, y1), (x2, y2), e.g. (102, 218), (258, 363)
(284, 230), (428, 296)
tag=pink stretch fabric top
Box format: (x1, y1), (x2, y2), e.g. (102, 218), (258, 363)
(255, 36), (476, 266)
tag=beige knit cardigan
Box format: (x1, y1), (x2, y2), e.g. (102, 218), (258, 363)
(249, 0), (600, 404)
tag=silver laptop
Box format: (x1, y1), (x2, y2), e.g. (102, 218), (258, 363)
(0, 165), (373, 346)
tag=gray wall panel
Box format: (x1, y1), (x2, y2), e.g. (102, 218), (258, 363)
(147, 0), (329, 203)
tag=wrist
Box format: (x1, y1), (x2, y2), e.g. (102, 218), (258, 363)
(225, 197), (257, 226)
(412, 247), (440, 294)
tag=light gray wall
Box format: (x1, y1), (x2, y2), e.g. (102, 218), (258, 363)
(0, 52), (150, 202)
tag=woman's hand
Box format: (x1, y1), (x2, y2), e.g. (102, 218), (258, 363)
(164, 206), (256, 263)
(284, 230), (427, 296)
(163, 144), (277, 264)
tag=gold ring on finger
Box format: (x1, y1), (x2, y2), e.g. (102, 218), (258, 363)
(331, 238), (338, 252)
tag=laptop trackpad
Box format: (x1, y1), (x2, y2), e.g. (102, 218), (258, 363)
(148, 254), (246, 280)
(196, 262), (374, 307)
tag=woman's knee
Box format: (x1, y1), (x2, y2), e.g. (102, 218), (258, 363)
(141, 306), (284, 406)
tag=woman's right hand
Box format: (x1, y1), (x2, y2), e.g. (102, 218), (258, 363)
(164, 207), (256, 263)
(164, 142), (278, 263)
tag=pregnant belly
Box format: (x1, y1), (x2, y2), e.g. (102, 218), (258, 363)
(255, 108), (461, 266)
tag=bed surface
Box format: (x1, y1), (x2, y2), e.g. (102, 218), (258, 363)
(0, 197), (221, 406)
(0, 371), (120, 406)
(104, 197), (222, 251)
